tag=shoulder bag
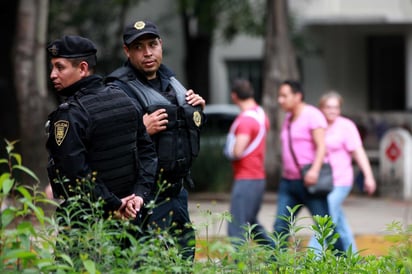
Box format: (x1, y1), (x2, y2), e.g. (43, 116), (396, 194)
(287, 118), (333, 197)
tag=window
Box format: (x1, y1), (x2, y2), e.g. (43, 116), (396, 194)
(226, 59), (263, 103)
(367, 35), (405, 111)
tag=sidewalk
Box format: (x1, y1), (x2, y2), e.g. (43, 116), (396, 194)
(189, 192), (412, 255)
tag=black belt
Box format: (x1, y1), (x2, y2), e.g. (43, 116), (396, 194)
(155, 178), (184, 198)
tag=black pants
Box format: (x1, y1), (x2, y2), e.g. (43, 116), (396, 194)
(147, 187), (195, 261)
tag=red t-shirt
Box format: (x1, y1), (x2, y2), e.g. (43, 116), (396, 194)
(232, 107), (269, 180)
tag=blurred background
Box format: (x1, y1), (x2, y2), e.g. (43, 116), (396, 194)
(1, 0), (412, 195)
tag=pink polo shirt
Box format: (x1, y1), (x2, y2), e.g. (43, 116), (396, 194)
(280, 105), (327, 179)
(326, 116), (362, 186)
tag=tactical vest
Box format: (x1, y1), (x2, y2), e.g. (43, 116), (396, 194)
(106, 67), (205, 184)
(65, 86), (139, 199)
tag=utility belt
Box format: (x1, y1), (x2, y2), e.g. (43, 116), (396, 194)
(154, 177), (184, 199)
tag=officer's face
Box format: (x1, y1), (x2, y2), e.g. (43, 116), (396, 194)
(49, 58), (85, 91)
(123, 36), (163, 80)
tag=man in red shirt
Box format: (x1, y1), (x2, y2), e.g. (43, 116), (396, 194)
(224, 78), (273, 247)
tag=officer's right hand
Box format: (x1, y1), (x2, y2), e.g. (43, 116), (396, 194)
(143, 108), (168, 135)
(118, 194), (137, 219)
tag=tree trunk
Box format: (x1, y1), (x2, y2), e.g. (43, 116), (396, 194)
(180, 2), (212, 102)
(14, 0), (53, 186)
(262, 0), (299, 189)
(0, 2), (19, 143)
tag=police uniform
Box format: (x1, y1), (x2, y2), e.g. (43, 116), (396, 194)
(106, 21), (205, 261)
(46, 36), (157, 220)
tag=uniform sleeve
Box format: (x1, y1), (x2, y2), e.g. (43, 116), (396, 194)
(134, 111), (158, 201)
(106, 78), (156, 202)
(47, 104), (122, 211)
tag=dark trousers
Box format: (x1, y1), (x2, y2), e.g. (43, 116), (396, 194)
(148, 188), (195, 261)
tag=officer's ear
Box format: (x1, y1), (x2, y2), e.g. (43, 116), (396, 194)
(123, 44), (130, 58)
(78, 61), (90, 77)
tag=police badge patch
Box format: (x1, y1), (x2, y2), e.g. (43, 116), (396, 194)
(54, 120), (69, 146)
(193, 111), (202, 127)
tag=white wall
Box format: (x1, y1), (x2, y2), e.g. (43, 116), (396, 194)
(209, 35), (263, 104)
(290, 0), (412, 24)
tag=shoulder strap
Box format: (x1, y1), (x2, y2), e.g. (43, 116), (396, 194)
(287, 116), (329, 177)
(241, 107), (266, 157)
(226, 106), (266, 159)
(287, 117), (300, 171)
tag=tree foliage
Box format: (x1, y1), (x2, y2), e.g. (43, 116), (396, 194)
(177, 0), (266, 101)
(48, 0), (134, 74)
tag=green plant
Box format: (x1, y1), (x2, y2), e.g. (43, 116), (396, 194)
(0, 139), (57, 272)
(1, 139), (412, 273)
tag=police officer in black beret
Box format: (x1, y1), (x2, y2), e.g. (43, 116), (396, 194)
(106, 20), (206, 261)
(45, 35), (157, 224)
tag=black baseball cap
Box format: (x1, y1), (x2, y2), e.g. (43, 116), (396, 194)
(123, 20), (160, 45)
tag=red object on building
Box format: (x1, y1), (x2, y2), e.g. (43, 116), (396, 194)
(385, 140), (401, 162)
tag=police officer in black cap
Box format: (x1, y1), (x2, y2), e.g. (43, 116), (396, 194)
(45, 35), (157, 224)
(106, 21), (206, 261)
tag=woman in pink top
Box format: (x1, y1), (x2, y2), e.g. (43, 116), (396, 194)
(273, 80), (343, 252)
(308, 91), (376, 252)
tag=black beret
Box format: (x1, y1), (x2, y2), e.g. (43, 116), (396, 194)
(123, 20), (160, 45)
(47, 35), (97, 60)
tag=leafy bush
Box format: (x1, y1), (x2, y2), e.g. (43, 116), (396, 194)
(0, 139), (411, 273)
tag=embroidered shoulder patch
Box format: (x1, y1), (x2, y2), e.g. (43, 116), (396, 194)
(54, 120), (69, 146)
(193, 111), (202, 127)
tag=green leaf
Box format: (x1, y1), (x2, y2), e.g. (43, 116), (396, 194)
(17, 221), (36, 235)
(0, 173), (14, 195)
(3, 249), (36, 260)
(0, 159), (8, 165)
(83, 259), (98, 274)
(1, 207), (16, 227)
(26, 201), (45, 226)
(17, 185), (33, 203)
(10, 152), (22, 165)
(12, 165), (40, 182)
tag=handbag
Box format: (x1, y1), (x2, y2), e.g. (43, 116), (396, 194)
(301, 163), (333, 196)
(287, 118), (333, 196)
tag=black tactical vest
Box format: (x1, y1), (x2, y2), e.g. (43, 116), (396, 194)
(71, 86), (139, 198)
(106, 67), (205, 184)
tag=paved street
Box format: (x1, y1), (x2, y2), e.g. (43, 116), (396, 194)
(189, 192), (412, 254)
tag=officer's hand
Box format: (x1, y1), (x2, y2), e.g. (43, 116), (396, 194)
(186, 89), (205, 110)
(118, 194), (136, 219)
(143, 109), (168, 135)
(45, 183), (54, 199)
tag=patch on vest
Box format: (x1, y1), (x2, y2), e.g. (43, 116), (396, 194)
(193, 111), (202, 127)
(54, 120), (69, 146)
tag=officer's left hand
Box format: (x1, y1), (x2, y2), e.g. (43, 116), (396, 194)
(186, 89), (205, 110)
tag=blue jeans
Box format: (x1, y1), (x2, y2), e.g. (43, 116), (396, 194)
(228, 179), (273, 247)
(308, 185), (357, 252)
(273, 178), (344, 251)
